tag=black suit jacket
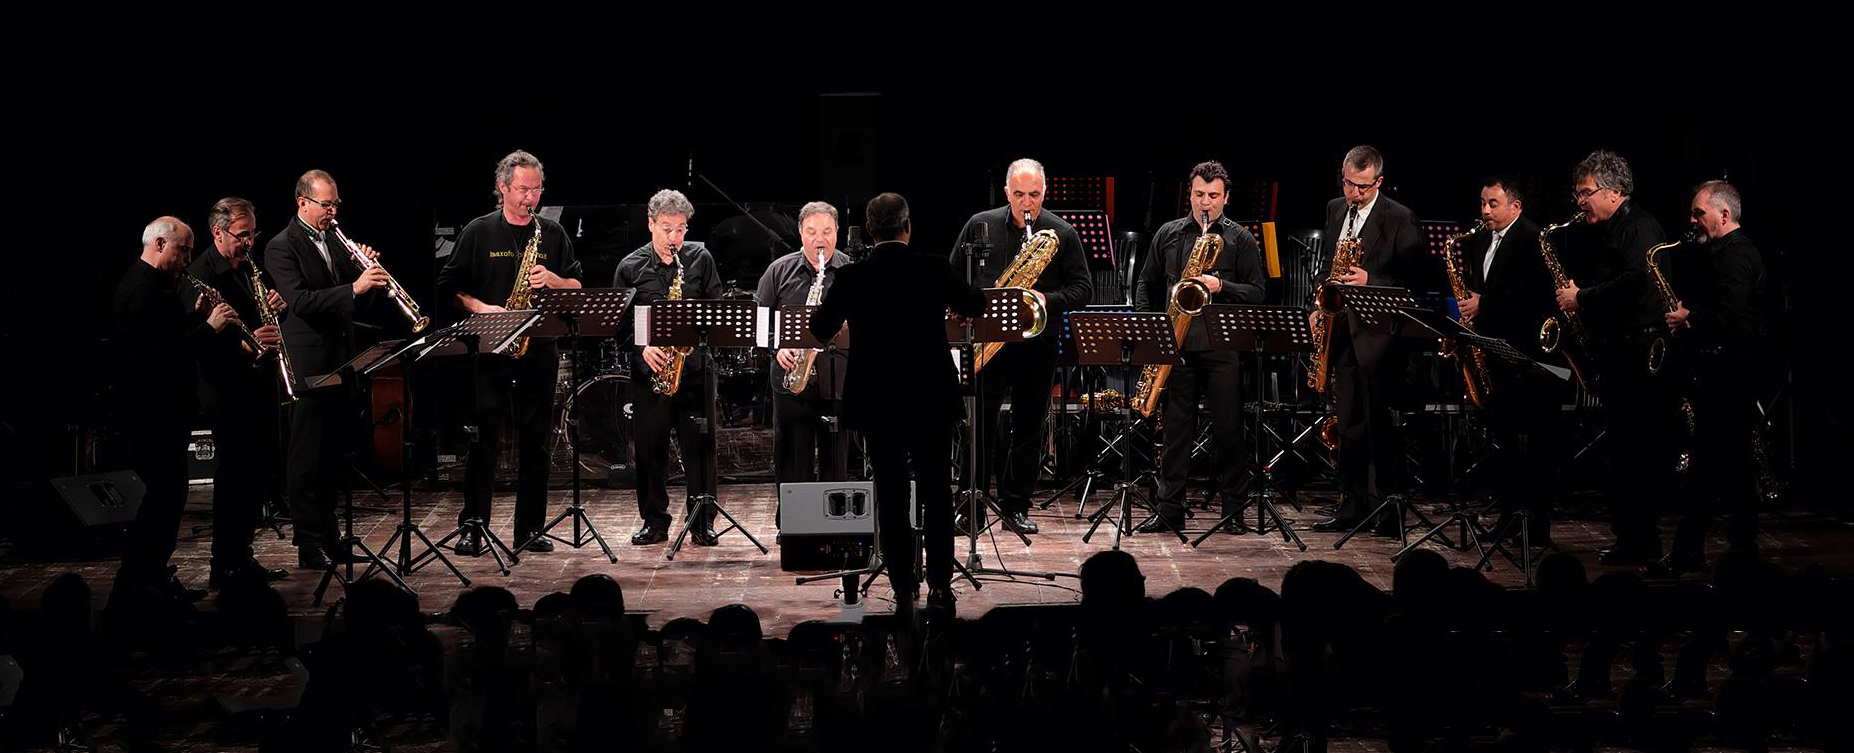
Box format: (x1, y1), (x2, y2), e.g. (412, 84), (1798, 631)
(264, 217), (374, 381)
(1322, 193), (1428, 366)
(185, 248), (270, 406)
(810, 241), (985, 431)
(1463, 214), (1554, 353)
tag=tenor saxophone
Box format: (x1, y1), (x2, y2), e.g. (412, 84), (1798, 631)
(1645, 230), (1695, 376)
(971, 225), (1057, 373)
(1131, 213), (1222, 416)
(1440, 221), (1492, 408)
(650, 255), (692, 396)
(504, 215), (545, 359)
(1537, 212), (1599, 392)
(781, 253), (830, 394)
(249, 260), (299, 404)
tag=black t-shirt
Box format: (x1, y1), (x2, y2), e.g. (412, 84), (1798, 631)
(436, 210), (582, 313)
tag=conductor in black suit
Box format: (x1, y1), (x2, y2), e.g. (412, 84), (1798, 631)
(811, 193), (985, 614)
(1459, 176), (1562, 546)
(264, 170), (390, 569)
(1310, 146), (1430, 532)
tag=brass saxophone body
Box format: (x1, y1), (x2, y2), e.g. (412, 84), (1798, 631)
(183, 274), (265, 359)
(1306, 234), (1362, 395)
(650, 254), (692, 396)
(1645, 231), (1695, 375)
(971, 226), (1057, 373)
(1538, 212), (1599, 392)
(781, 252), (830, 394)
(504, 216), (545, 359)
(1441, 221), (1492, 408)
(248, 260), (299, 404)
(1132, 215), (1223, 417)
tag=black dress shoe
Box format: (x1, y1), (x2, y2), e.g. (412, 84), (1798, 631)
(516, 533), (554, 553)
(691, 527), (719, 547)
(454, 530), (486, 557)
(1310, 516), (1360, 533)
(1002, 512), (1039, 535)
(926, 586), (957, 615)
(631, 525), (668, 546)
(210, 560), (289, 589)
(1135, 516), (1181, 535)
(297, 547), (331, 570)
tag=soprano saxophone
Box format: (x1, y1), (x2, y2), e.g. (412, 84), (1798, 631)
(248, 260), (299, 404)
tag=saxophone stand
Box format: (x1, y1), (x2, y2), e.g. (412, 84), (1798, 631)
(415, 311), (543, 577)
(303, 361), (411, 607)
(1072, 311), (1187, 549)
(1191, 305), (1309, 551)
(1327, 285), (1437, 551)
(347, 334), (471, 589)
(649, 299), (771, 560)
(520, 289), (631, 562)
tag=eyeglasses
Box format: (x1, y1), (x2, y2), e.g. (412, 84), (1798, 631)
(655, 224), (689, 235)
(1572, 187), (1606, 202)
(302, 196), (342, 211)
(512, 185), (545, 196)
(1341, 176), (1379, 191)
(222, 228), (259, 242)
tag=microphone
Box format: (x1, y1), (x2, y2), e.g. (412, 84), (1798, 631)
(846, 226), (865, 259)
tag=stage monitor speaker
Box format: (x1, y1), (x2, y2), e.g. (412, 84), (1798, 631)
(48, 471), (145, 528)
(777, 481), (915, 571)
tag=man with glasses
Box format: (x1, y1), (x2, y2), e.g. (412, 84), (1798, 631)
(437, 150), (582, 556)
(1553, 150), (1674, 566)
(613, 189), (724, 546)
(265, 170), (391, 570)
(1308, 145), (1428, 534)
(188, 197), (290, 587)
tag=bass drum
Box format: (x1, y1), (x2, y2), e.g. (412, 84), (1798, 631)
(553, 373), (681, 482)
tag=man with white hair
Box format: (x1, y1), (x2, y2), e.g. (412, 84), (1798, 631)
(755, 200), (852, 483)
(111, 216), (235, 608)
(614, 189), (724, 545)
(950, 158), (1094, 535)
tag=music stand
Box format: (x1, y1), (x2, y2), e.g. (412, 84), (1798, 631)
(411, 310), (543, 576)
(518, 288), (632, 563)
(1072, 311), (1184, 549)
(1040, 304), (1137, 520)
(1190, 305), (1310, 551)
(1320, 286), (1438, 551)
(308, 341), (417, 607)
(949, 287), (1057, 583)
(645, 298), (771, 560)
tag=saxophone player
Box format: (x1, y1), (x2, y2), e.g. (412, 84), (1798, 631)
(1132, 162), (1266, 532)
(1309, 146), (1428, 534)
(949, 158), (1094, 535)
(1659, 180), (1766, 573)
(1458, 177), (1561, 547)
(1552, 151), (1675, 566)
(187, 197), (290, 587)
(436, 150), (582, 556)
(614, 189), (724, 546)
(754, 201), (852, 484)
(265, 170), (391, 570)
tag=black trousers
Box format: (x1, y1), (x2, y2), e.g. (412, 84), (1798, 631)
(1673, 353), (1759, 558)
(972, 336), (1055, 514)
(119, 412), (191, 585)
(1484, 356), (1565, 537)
(200, 372), (282, 568)
(1155, 350), (1244, 523)
(772, 390), (850, 483)
(462, 346), (556, 534)
(631, 358), (715, 530)
(1331, 324), (1405, 520)
(865, 422), (953, 596)
(1600, 331), (1683, 557)
(286, 383), (353, 550)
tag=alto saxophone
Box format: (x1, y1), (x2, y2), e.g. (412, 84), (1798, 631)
(1440, 221), (1492, 408)
(650, 254), (692, 395)
(330, 219), (430, 333)
(781, 253), (830, 394)
(971, 225), (1057, 373)
(1306, 233), (1362, 395)
(1132, 213), (1223, 416)
(183, 274), (266, 359)
(1538, 212), (1599, 392)
(249, 260), (299, 404)
(1645, 230), (1695, 375)
(504, 215), (545, 359)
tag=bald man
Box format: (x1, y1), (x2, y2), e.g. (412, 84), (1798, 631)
(110, 216), (235, 609)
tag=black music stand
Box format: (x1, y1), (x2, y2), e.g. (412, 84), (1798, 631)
(949, 287), (1057, 584)
(412, 310), (543, 576)
(519, 288), (632, 563)
(1190, 305), (1310, 551)
(1073, 311), (1184, 550)
(308, 342), (416, 607)
(646, 298), (771, 560)
(1040, 304), (1138, 520)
